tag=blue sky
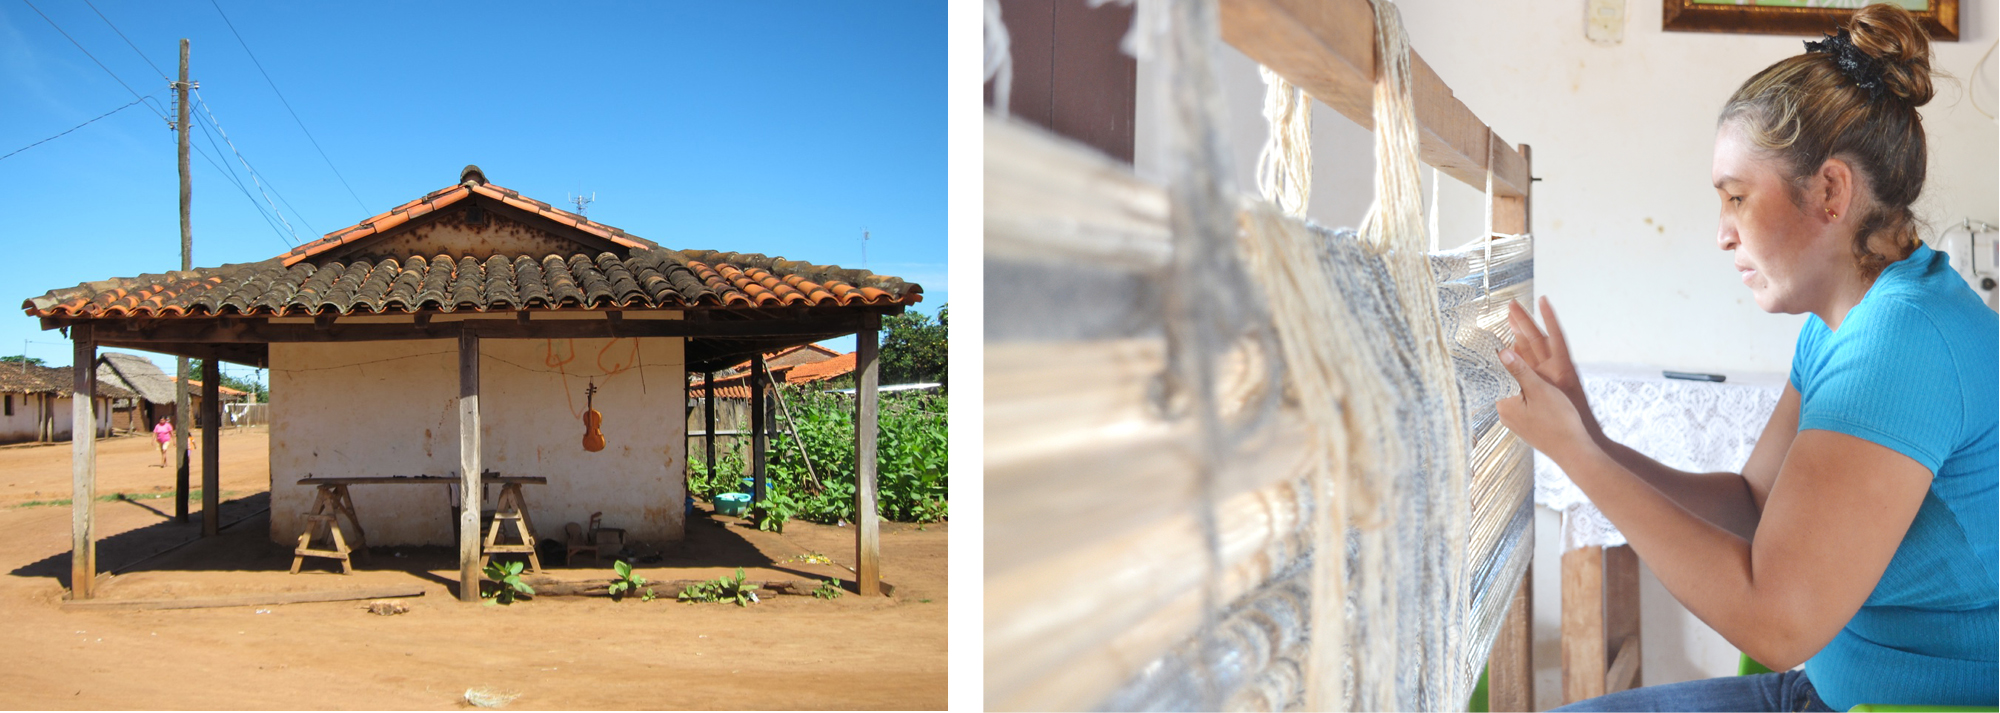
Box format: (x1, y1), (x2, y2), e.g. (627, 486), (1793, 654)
(0, 1), (945, 383)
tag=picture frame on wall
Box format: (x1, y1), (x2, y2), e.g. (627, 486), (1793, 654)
(1663, 0), (1959, 41)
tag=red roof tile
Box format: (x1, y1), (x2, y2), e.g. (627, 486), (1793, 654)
(24, 171), (922, 319)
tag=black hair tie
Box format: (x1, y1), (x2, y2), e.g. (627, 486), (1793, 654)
(1805, 29), (1889, 101)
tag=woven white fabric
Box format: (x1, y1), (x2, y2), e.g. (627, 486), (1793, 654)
(1533, 364), (1786, 551)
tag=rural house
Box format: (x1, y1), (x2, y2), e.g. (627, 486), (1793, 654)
(22, 165), (921, 600)
(0, 363), (126, 444)
(95, 352), (176, 432)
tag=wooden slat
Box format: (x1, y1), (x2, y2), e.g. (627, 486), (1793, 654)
(1218, 0), (1530, 197)
(1562, 545), (1607, 704)
(987, 475), (1310, 711)
(985, 117), (1171, 269)
(703, 370), (716, 489)
(1488, 563), (1535, 711)
(457, 329), (482, 603)
(1604, 544), (1643, 693)
(1606, 635), (1641, 695)
(61, 585), (424, 611)
(200, 359), (220, 537)
(750, 357), (768, 505)
(70, 326), (96, 600)
(854, 316), (881, 596)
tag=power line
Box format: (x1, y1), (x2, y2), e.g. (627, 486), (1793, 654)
(20, 0), (149, 105)
(0, 96), (150, 162)
(191, 114), (292, 245)
(207, 0), (369, 214)
(191, 88), (303, 243)
(80, 0), (168, 81)
(19, 0), (294, 247)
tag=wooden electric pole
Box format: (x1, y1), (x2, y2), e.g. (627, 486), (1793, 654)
(174, 39), (192, 524)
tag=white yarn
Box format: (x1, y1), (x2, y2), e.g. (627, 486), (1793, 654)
(983, 0), (1013, 115)
(1256, 66), (1314, 217)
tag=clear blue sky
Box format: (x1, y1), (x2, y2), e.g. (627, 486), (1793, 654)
(0, 1), (945, 383)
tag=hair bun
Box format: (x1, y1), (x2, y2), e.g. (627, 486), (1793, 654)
(1846, 3), (1935, 106)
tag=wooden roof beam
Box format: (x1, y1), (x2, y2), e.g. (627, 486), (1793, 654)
(1220, 0), (1529, 197)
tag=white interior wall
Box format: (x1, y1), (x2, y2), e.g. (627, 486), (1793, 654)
(269, 335), (686, 549)
(1135, 1), (1996, 709)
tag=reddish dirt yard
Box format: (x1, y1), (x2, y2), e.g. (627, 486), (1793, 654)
(0, 428), (946, 709)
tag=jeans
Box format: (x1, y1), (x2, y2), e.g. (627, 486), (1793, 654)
(1550, 670), (1836, 712)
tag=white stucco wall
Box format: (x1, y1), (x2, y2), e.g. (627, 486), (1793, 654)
(0, 393), (38, 442)
(0, 393), (111, 443)
(269, 332), (686, 548)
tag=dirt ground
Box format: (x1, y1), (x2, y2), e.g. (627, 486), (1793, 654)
(0, 428), (947, 709)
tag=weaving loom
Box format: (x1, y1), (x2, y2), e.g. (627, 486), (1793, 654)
(986, 0), (1536, 710)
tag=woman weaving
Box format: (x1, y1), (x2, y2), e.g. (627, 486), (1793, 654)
(1497, 5), (1997, 711)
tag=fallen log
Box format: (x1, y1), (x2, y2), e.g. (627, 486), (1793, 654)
(62, 585), (425, 612)
(521, 577), (832, 598)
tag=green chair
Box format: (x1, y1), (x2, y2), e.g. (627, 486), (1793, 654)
(1738, 653), (1996, 712)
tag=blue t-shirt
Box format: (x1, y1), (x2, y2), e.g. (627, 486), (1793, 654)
(1789, 243), (1999, 710)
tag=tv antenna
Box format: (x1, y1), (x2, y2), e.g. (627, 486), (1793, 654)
(861, 228), (870, 267)
(568, 191), (595, 217)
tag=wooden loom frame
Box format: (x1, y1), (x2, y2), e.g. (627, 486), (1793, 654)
(987, 0), (1539, 709)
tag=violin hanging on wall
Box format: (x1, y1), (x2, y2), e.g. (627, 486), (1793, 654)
(582, 379), (606, 452)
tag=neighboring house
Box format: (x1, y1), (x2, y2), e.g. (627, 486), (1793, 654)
(0, 363), (129, 444)
(25, 166), (921, 561)
(96, 352), (176, 432)
(173, 378), (250, 427)
(785, 351), (856, 385)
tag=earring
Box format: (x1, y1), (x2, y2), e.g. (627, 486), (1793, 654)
(1826, 208), (1839, 219)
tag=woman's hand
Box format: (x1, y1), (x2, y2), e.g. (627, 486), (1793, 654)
(1496, 348), (1600, 466)
(1505, 297), (1603, 440)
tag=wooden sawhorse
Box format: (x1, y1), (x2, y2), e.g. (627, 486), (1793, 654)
(292, 484), (369, 574)
(479, 482), (542, 573)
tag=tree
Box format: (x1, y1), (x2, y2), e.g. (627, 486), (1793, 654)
(879, 305), (946, 387)
(0, 355), (45, 367)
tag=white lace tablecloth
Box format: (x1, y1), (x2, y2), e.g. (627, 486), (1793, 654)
(1533, 364), (1787, 550)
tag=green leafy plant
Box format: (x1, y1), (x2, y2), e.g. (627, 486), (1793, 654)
(752, 489), (801, 532)
(641, 587), (657, 602)
(481, 560), (534, 605)
(607, 560), (648, 601)
(678, 567), (759, 607)
(687, 448), (749, 501)
(812, 579), (845, 600)
(762, 387), (948, 526)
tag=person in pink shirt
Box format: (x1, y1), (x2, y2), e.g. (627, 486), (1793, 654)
(152, 417), (173, 468)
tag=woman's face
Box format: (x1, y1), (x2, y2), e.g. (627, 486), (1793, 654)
(1711, 122), (1848, 315)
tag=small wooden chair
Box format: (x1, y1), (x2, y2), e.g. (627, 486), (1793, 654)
(564, 512), (625, 566)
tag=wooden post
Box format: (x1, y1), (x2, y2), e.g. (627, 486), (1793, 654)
(855, 315), (881, 595)
(1562, 544), (1607, 704)
(174, 39), (192, 526)
(749, 356), (767, 505)
(70, 325), (96, 599)
(458, 327), (482, 603)
(200, 359), (220, 537)
(1604, 544), (1643, 693)
(1487, 141), (1537, 711)
(1489, 564), (1535, 711)
(703, 371), (716, 483)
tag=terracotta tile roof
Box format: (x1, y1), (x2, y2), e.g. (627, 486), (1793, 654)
(0, 363), (134, 399)
(785, 352), (856, 384)
(23, 171), (923, 320)
(175, 378), (249, 399)
(274, 181), (658, 268)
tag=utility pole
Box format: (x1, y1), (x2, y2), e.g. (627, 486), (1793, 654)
(174, 39), (192, 525)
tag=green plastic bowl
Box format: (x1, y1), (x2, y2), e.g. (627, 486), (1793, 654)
(714, 492), (752, 517)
